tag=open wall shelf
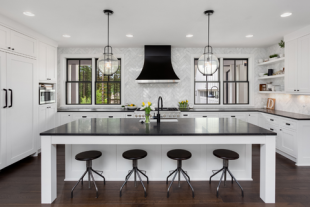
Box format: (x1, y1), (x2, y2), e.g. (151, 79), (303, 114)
(258, 74), (285, 80)
(257, 57), (285, 66)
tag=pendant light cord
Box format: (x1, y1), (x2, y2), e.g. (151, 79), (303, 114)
(107, 13), (110, 47)
(208, 13), (210, 54)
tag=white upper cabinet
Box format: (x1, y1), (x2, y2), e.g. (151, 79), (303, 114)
(39, 41), (57, 81)
(0, 25), (37, 58)
(285, 39), (298, 93)
(10, 30), (36, 57)
(0, 25), (10, 50)
(297, 34), (310, 93)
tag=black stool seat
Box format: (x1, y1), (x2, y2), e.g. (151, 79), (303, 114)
(123, 149), (147, 160)
(75, 150), (102, 161)
(167, 149), (192, 160)
(213, 149), (239, 160)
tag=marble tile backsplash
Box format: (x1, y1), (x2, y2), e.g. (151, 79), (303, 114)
(57, 45), (310, 115)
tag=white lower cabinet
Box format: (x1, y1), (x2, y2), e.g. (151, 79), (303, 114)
(38, 104), (56, 150)
(278, 128), (296, 157)
(97, 113), (125, 118)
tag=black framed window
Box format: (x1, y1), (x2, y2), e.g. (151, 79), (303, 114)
(66, 59), (92, 105)
(95, 58), (121, 105)
(223, 59), (249, 104)
(194, 58), (220, 105)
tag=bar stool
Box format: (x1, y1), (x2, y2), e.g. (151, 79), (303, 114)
(71, 150), (105, 198)
(210, 149), (244, 197)
(120, 149), (149, 197)
(166, 149), (194, 198)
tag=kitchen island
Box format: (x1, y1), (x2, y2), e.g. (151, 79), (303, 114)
(40, 117), (276, 204)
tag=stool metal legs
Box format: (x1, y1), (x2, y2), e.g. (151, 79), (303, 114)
(120, 160), (148, 197)
(71, 160), (106, 198)
(209, 159), (244, 198)
(166, 160), (194, 198)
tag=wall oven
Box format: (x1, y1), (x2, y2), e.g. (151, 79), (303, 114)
(39, 84), (55, 105)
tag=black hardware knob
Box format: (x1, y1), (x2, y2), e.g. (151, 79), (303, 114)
(183, 114), (188, 116)
(286, 123), (290, 126)
(270, 119), (274, 121)
(8, 47), (10, 49)
(82, 116), (87, 118)
(270, 128), (274, 131)
(203, 116), (207, 117)
(297, 90), (299, 91)
(231, 116), (236, 117)
(294, 90), (296, 91)
(127, 114), (132, 117)
(109, 116), (113, 118)
(12, 48), (14, 50)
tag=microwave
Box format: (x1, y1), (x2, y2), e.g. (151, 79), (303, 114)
(39, 86), (56, 105)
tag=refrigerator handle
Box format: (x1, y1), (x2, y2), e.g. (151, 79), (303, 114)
(3, 89), (7, 108)
(8, 89), (12, 108)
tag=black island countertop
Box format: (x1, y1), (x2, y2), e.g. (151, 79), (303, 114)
(40, 118), (276, 136)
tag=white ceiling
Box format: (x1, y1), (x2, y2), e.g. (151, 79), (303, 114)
(0, 0), (310, 48)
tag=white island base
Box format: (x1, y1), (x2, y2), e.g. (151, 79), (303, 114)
(41, 135), (276, 204)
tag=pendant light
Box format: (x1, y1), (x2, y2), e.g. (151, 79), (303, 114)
(97, 10), (119, 76)
(197, 10), (219, 76)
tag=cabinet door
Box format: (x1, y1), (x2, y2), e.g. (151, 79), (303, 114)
(46, 105), (56, 131)
(10, 30), (36, 57)
(59, 113), (73, 125)
(285, 39), (298, 93)
(297, 35), (310, 93)
(247, 113), (259, 126)
(279, 128), (296, 157)
(0, 51), (7, 170)
(38, 42), (47, 81)
(47, 45), (57, 81)
(6, 54), (36, 165)
(222, 113), (247, 122)
(0, 25), (10, 50)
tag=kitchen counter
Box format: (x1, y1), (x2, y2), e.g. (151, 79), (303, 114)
(41, 117), (276, 204)
(57, 108), (136, 112)
(179, 108), (310, 120)
(41, 117), (276, 136)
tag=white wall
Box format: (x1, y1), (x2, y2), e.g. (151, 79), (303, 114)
(57, 47), (269, 108)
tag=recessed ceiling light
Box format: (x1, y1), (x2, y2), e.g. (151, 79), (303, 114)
(186, 34), (193, 38)
(126, 34), (133, 37)
(63, 34), (71, 38)
(246, 35), (253, 38)
(281, 12), (292, 17)
(23, 11), (35, 16)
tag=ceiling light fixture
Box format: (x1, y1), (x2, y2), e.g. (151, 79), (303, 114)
(23, 11), (35, 16)
(246, 35), (253, 38)
(197, 10), (219, 76)
(281, 12), (292, 17)
(126, 34), (133, 37)
(186, 34), (193, 38)
(97, 10), (119, 76)
(63, 34), (71, 38)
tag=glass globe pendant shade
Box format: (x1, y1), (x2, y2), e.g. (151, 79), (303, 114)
(197, 52), (219, 76)
(97, 53), (119, 76)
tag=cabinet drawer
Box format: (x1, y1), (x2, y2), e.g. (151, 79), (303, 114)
(125, 113), (134, 118)
(191, 113), (219, 118)
(263, 114), (279, 125)
(280, 119), (296, 130)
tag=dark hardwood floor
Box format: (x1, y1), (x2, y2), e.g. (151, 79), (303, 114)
(0, 145), (309, 207)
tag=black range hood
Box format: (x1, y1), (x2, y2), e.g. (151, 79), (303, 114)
(136, 45), (180, 83)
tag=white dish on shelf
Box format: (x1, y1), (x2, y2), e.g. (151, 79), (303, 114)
(127, 106), (137, 110)
(259, 73), (265, 77)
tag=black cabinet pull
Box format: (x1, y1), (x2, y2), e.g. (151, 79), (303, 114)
(8, 89), (12, 108)
(47, 78), (51, 80)
(294, 90), (296, 91)
(203, 116), (207, 117)
(12, 48), (14, 50)
(270, 128), (274, 131)
(231, 116), (236, 117)
(127, 114), (132, 117)
(297, 90), (299, 91)
(8, 47), (10, 49)
(280, 129), (282, 131)
(183, 114), (188, 116)
(3, 89), (7, 108)
(109, 116), (113, 118)
(270, 119), (274, 121)
(286, 123), (290, 126)
(82, 116), (87, 118)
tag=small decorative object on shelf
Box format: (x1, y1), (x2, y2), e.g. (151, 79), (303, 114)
(140, 102), (155, 123)
(259, 84), (267, 91)
(269, 54), (278, 61)
(268, 69), (274, 76)
(126, 103), (137, 109)
(266, 98), (276, 110)
(179, 100), (188, 109)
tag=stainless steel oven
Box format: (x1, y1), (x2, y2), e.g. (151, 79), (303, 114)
(39, 84), (55, 105)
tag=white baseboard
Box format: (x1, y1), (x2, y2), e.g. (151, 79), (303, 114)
(276, 149), (296, 162)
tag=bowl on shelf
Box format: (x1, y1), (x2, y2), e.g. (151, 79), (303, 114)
(259, 73), (265, 77)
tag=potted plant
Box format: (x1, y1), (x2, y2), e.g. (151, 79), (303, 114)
(140, 102), (155, 123)
(269, 54), (278, 60)
(278, 40), (285, 58)
(178, 100), (188, 109)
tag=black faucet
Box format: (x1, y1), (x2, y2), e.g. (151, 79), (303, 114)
(156, 96), (163, 123)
